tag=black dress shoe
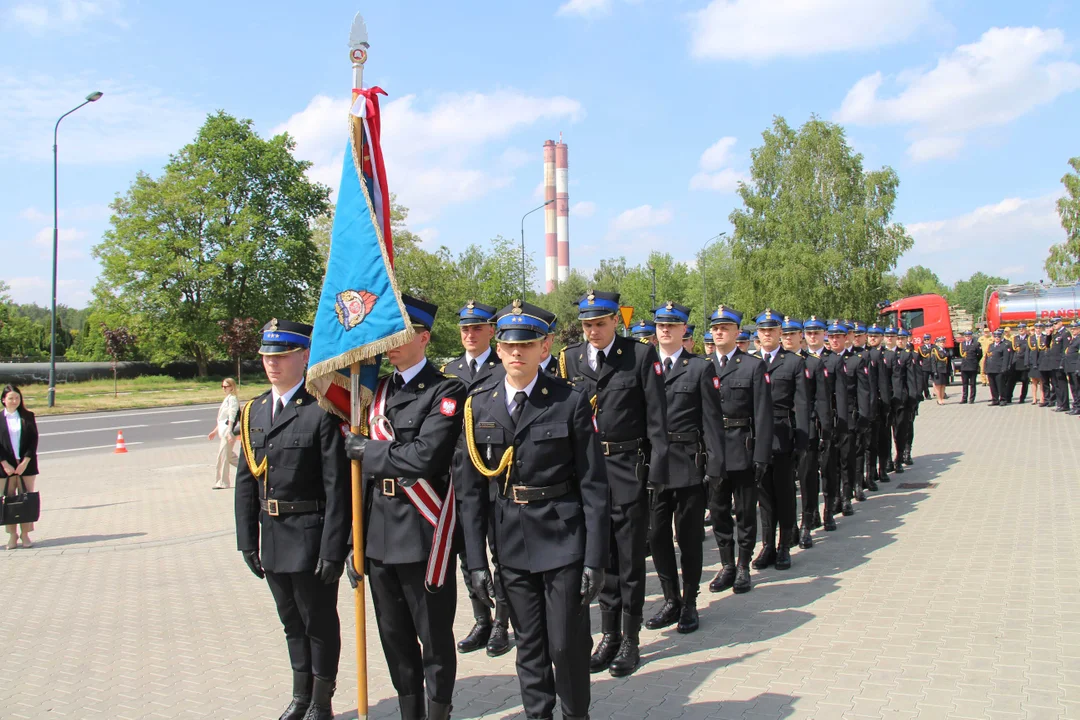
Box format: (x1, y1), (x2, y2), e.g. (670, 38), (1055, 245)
(589, 632), (622, 673)
(752, 546), (776, 570)
(732, 565), (752, 594)
(885, 459), (895, 473)
(959, 398), (967, 404)
(774, 546), (792, 570)
(903, 452), (913, 466)
(799, 526), (813, 549)
(457, 620), (492, 653)
(486, 624), (511, 657)
(842, 500), (854, 516)
(855, 488), (867, 502)
(823, 511), (838, 531)
(813, 510), (822, 529)
(990, 400), (999, 406)
(608, 634), (640, 677)
(709, 566), (736, 593)
(865, 475), (879, 491)
(879, 472), (890, 483)
(300, 677), (335, 720)
(676, 602), (699, 634)
(832, 497), (844, 514)
(279, 672), (312, 720)
(893, 460), (905, 474)
(644, 600), (682, 630)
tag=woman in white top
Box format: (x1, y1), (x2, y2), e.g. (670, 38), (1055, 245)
(1, 385), (39, 549)
(208, 378), (240, 489)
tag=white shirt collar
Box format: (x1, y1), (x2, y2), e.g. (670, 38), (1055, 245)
(3, 409), (18, 419)
(539, 355), (552, 371)
(659, 346), (683, 364)
(761, 346), (779, 363)
(721, 347), (738, 362)
(587, 337), (617, 368)
(396, 357), (428, 386)
(464, 347), (491, 366)
(272, 379), (305, 408)
(504, 372), (540, 411)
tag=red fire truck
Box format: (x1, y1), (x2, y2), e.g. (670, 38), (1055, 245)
(877, 294), (969, 350)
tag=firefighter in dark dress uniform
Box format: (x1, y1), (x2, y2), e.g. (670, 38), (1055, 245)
(749, 310), (809, 571)
(917, 334), (933, 401)
(631, 320), (657, 345)
(644, 302), (725, 635)
(682, 324), (697, 354)
(235, 319), (350, 720)
(850, 323), (878, 497)
(342, 295), (467, 720)
(704, 331), (715, 357)
(896, 329), (918, 468)
(459, 300), (610, 720)
(795, 317), (835, 546)
(539, 313), (561, 376)
(558, 290), (669, 678)
(958, 330), (982, 403)
(884, 327), (908, 473)
(985, 329), (1011, 406)
(1065, 320), (1080, 413)
(866, 324), (893, 486)
(440, 301), (512, 658)
(1052, 317), (1072, 411)
(706, 306), (773, 595)
(1009, 323), (1031, 403)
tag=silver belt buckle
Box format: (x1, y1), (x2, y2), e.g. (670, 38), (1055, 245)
(511, 486), (529, 504)
(266, 499), (280, 517)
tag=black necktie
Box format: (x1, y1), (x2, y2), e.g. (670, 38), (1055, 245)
(663, 357), (672, 374)
(470, 359), (478, 377)
(597, 350), (606, 370)
(511, 391), (527, 426)
(721, 354), (728, 368)
(391, 373), (404, 397)
(273, 398), (284, 421)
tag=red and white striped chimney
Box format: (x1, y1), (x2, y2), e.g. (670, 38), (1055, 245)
(543, 140), (557, 293)
(555, 135), (569, 284)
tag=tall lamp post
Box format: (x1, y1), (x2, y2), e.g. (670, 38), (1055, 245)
(700, 231), (728, 326)
(520, 198), (554, 301)
(49, 91), (103, 408)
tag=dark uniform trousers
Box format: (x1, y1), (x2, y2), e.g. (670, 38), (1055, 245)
(362, 361), (466, 704)
(872, 402), (891, 477)
(559, 336), (669, 635)
(709, 348), (773, 562)
(961, 371), (978, 401)
(443, 353), (510, 623)
(234, 387), (351, 683)
(650, 352), (724, 600)
(759, 449), (796, 542)
(459, 371), (610, 720)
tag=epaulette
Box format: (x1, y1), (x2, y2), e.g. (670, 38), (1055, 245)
(469, 379), (498, 397)
(546, 374), (575, 389)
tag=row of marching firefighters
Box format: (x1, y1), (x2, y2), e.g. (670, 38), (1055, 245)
(232, 293), (929, 720)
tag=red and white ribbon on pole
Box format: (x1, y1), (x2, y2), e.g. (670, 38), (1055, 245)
(368, 376), (455, 591)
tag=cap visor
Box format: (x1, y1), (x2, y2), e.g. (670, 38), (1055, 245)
(259, 344), (306, 356)
(497, 329), (545, 343)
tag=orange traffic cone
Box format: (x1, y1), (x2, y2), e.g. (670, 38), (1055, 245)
(114, 430), (128, 454)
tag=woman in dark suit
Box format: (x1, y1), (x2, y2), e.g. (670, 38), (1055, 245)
(2, 384), (39, 549)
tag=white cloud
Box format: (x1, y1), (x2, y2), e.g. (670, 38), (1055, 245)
(689, 0), (934, 61)
(689, 136), (747, 193)
(609, 204), (673, 234)
(31, 226), (88, 261)
(6, 1), (125, 32)
(556, 0), (611, 18)
(571, 200), (596, 217)
(0, 73), (204, 165)
(533, 182), (546, 201)
(902, 193), (1062, 283)
(499, 147), (531, 169)
(19, 204), (111, 224)
(6, 276), (87, 306)
(416, 228), (440, 244)
(274, 89), (582, 223)
(835, 27), (1080, 162)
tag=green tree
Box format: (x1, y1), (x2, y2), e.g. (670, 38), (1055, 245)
(897, 265), (948, 297)
(728, 116), (913, 320)
(93, 111), (330, 375)
(950, 271), (1009, 320)
(1047, 156), (1080, 282)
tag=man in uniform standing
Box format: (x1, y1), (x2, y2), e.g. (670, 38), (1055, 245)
(1053, 317), (1072, 412)
(917, 334), (933, 401)
(849, 323), (877, 499)
(459, 300), (609, 720)
(235, 319), (350, 720)
(645, 302), (724, 635)
(1065, 320), (1080, 413)
(558, 290), (668, 677)
(682, 324), (697, 354)
(866, 324), (892, 487)
(883, 327), (907, 475)
(440, 301), (512, 657)
(823, 322), (860, 517)
(704, 331), (715, 357)
(706, 306), (772, 595)
(798, 316), (838, 538)
(749, 310), (808, 571)
(958, 330), (982, 403)
(631, 320), (657, 345)
(343, 295), (467, 720)
(1010, 323), (1031, 404)
(736, 330), (752, 354)
(540, 313), (560, 376)
(985, 329), (1010, 407)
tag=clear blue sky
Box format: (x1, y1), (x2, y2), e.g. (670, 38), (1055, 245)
(2, 0), (1079, 308)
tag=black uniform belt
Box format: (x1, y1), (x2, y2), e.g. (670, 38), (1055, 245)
(773, 410), (792, 420)
(601, 438), (643, 456)
(667, 431), (700, 444)
(500, 481), (572, 504)
(261, 499), (325, 517)
(724, 417), (752, 428)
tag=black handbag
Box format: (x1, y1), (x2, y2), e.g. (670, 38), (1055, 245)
(1, 475), (40, 526)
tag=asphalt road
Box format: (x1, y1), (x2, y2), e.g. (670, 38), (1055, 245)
(36, 403), (221, 455)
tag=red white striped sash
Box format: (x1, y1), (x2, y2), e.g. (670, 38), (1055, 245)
(369, 376), (455, 591)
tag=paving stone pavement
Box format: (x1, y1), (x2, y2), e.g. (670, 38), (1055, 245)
(1, 398), (1078, 719)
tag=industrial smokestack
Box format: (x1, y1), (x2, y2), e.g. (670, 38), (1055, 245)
(543, 140), (557, 293)
(555, 136), (569, 284)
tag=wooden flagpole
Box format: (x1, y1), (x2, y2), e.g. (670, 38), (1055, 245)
(349, 12), (370, 720)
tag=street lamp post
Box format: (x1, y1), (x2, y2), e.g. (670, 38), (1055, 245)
(520, 199), (554, 301)
(700, 231), (728, 326)
(49, 91), (103, 408)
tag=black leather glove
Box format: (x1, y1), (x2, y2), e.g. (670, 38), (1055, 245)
(344, 431), (368, 460)
(344, 550), (361, 589)
(469, 569), (495, 608)
(242, 550), (264, 579)
(580, 566), (604, 607)
(314, 558), (345, 585)
(754, 462), (769, 485)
